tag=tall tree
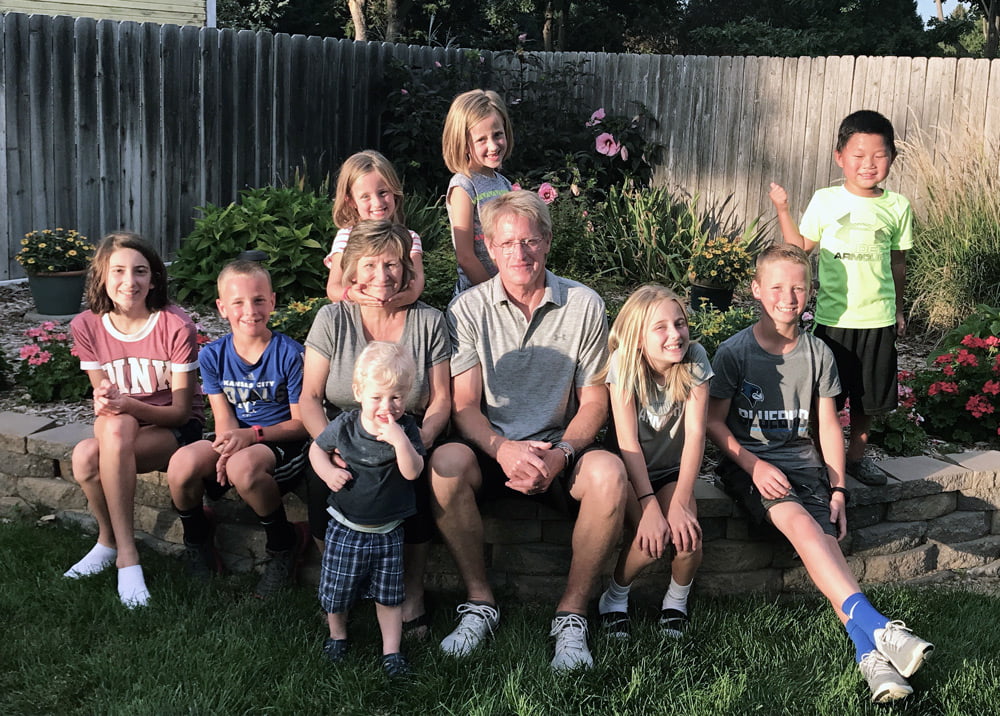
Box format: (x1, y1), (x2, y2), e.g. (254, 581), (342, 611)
(348, 0), (367, 40)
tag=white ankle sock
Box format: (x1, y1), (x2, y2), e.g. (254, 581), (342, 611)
(64, 543), (117, 579)
(599, 578), (631, 614)
(117, 564), (150, 608)
(661, 577), (692, 614)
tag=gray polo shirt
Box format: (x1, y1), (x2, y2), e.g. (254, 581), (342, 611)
(447, 269), (609, 443)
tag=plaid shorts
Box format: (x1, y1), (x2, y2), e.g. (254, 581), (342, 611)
(318, 519), (404, 613)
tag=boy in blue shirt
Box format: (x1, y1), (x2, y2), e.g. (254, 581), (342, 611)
(310, 341), (425, 678)
(707, 245), (933, 703)
(769, 110), (912, 486)
(167, 260), (309, 597)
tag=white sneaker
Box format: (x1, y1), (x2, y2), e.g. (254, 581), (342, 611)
(439, 602), (499, 657)
(550, 613), (593, 671)
(873, 620), (934, 678)
(858, 651), (913, 703)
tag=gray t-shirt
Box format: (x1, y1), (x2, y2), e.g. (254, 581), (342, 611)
(304, 300), (450, 418)
(606, 342), (713, 480)
(447, 171), (512, 293)
(315, 410), (425, 525)
(709, 326), (840, 470)
(447, 270), (608, 443)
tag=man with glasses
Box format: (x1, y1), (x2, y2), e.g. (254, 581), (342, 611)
(429, 190), (627, 671)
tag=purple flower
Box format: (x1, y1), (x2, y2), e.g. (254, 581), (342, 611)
(434, 61), (442, 68)
(585, 108), (606, 127)
(400, 88), (409, 95)
(596, 132), (620, 156)
(518, 33), (527, 43)
(537, 182), (558, 204)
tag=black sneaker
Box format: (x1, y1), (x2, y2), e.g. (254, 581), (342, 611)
(599, 611), (630, 639)
(846, 457), (887, 486)
(182, 506), (223, 581)
(323, 638), (348, 664)
(381, 652), (410, 678)
(659, 608), (690, 638)
(253, 522), (310, 598)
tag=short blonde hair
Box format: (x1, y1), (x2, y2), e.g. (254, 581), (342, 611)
(340, 220), (415, 290)
(216, 260), (272, 297)
(442, 89), (514, 176)
(353, 341), (416, 395)
(601, 285), (696, 408)
(480, 190), (552, 243)
(754, 243), (812, 285)
(332, 150), (406, 229)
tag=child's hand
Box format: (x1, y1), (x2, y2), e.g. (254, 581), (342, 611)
(93, 379), (126, 416)
(215, 453), (231, 486)
(667, 500), (702, 553)
(635, 499), (669, 559)
(212, 428), (255, 456)
(768, 182), (789, 212)
(374, 414), (407, 447)
(829, 491), (848, 540)
(349, 283), (387, 308)
(895, 310), (907, 338)
(751, 460), (793, 500)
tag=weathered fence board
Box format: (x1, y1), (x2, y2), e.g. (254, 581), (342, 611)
(2, 12), (1000, 279)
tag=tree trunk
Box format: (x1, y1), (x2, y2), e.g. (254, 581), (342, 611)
(986, 1), (1000, 58)
(543, 1), (554, 52)
(348, 0), (367, 41)
(385, 0), (401, 43)
(935, 0), (945, 20)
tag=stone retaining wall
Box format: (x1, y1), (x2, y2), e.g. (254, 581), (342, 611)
(2, 411), (999, 603)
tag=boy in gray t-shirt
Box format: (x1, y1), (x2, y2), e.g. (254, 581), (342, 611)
(706, 245), (934, 705)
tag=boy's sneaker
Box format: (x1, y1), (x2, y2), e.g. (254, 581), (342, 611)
(873, 620), (934, 678)
(858, 651), (913, 703)
(253, 521), (310, 599)
(439, 602), (499, 657)
(659, 608), (690, 638)
(550, 613), (593, 672)
(846, 457), (887, 486)
(599, 611), (630, 639)
(182, 506), (223, 582)
(322, 637), (348, 664)
(381, 652), (410, 678)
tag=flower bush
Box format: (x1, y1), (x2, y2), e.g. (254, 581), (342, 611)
(269, 297), (331, 344)
(16, 228), (93, 274)
(869, 372), (928, 455)
(910, 335), (1000, 444)
(15, 322), (92, 402)
(689, 237), (754, 290)
(688, 304), (758, 358)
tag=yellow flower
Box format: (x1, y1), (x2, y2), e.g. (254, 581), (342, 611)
(27, 258), (35, 264)
(67, 250), (77, 256)
(21, 238), (28, 245)
(38, 243), (47, 249)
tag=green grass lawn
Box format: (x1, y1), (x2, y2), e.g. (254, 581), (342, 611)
(2, 515), (998, 716)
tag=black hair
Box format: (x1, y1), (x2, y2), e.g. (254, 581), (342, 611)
(836, 110), (897, 159)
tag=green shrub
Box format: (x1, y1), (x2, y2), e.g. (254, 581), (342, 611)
(270, 296), (331, 344)
(900, 120), (1000, 331)
(932, 304), (1000, 364)
(170, 186), (333, 306)
(688, 304), (758, 358)
(402, 192), (449, 253)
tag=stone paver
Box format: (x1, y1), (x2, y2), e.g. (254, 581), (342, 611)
(0, 411), (58, 453)
(26, 422), (93, 461)
(945, 450), (1000, 486)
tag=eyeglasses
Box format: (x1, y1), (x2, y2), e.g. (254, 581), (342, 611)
(494, 237), (546, 255)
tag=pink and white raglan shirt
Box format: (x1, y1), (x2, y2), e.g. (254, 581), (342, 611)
(70, 305), (205, 423)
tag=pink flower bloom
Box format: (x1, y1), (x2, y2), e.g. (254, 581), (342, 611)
(966, 395), (994, 418)
(434, 61), (442, 68)
(983, 380), (1000, 396)
(934, 353), (954, 365)
(19, 344), (40, 360)
(838, 409), (851, 428)
(928, 381), (959, 396)
(510, 182), (522, 191)
(55, 333), (67, 341)
(586, 108), (606, 127)
(400, 88), (409, 95)
(596, 132), (621, 156)
(41, 321), (56, 330)
(957, 349), (979, 367)
(537, 182), (558, 204)
(801, 311), (814, 322)
(30, 350), (52, 366)
(961, 334), (986, 349)
(986, 336), (1000, 347)
(942, 364), (956, 377)
(619, 145), (629, 161)
(25, 327), (43, 338)
(518, 33), (527, 43)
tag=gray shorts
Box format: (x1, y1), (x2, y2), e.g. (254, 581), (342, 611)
(716, 459), (837, 538)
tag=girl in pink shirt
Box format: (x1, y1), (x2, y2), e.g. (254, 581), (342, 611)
(65, 232), (204, 607)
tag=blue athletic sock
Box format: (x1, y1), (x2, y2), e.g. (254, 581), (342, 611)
(846, 619), (878, 663)
(841, 593), (889, 639)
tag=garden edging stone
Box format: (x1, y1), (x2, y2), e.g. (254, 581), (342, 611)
(1, 411), (999, 601)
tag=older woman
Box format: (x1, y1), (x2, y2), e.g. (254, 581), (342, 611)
(300, 219), (450, 638)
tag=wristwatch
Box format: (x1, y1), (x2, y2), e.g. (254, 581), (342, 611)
(251, 425), (265, 443)
(830, 485), (851, 502)
(553, 441), (575, 467)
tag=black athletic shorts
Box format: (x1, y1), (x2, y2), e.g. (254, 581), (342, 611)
(813, 324), (897, 416)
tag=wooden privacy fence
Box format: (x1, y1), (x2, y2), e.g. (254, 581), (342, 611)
(2, 11), (999, 280)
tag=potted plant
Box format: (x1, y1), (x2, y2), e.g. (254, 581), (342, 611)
(16, 228), (94, 316)
(688, 236), (754, 312)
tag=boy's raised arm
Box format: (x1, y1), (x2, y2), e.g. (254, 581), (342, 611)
(768, 182), (813, 251)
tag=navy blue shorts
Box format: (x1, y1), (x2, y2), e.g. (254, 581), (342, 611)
(318, 519), (404, 613)
(203, 439), (307, 501)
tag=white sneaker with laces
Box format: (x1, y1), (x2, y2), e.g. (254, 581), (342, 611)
(858, 651), (913, 703)
(439, 602), (499, 657)
(873, 620), (934, 678)
(550, 613), (593, 671)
